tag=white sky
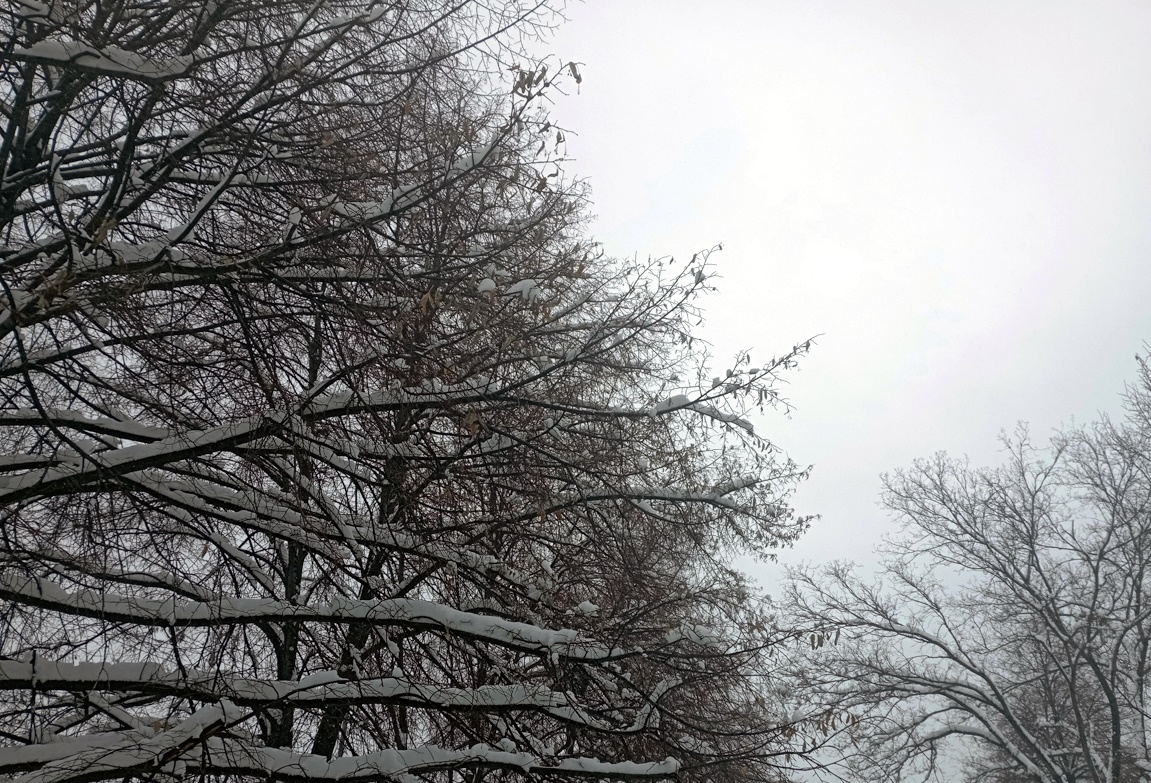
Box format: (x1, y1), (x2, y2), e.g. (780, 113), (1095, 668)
(543, 1), (1151, 583)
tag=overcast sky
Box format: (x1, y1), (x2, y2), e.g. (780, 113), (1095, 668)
(542, 1), (1151, 582)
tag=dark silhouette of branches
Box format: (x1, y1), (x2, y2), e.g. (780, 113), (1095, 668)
(0, 2), (815, 782)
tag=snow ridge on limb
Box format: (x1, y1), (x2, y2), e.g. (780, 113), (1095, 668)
(6, 703), (242, 783)
(0, 574), (627, 659)
(2, 735), (678, 783)
(194, 742), (679, 782)
(0, 408), (169, 441)
(0, 660), (641, 730)
(9, 41), (193, 82)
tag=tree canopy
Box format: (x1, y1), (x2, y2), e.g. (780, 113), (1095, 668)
(788, 362), (1151, 783)
(0, 1), (814, 782)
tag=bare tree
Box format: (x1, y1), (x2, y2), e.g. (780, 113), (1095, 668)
(0, 1), (815, 782)
(787, 364), (1151, 783)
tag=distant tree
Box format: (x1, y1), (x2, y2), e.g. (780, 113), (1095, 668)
(787, 365), (1151, 783)
(0, 1), (815, 782)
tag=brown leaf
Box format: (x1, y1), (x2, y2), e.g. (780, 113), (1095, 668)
(462, 411), (483, 437)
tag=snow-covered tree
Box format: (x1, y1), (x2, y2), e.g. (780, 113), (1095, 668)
(787, 364), (1151, 783)
(0, 1), (814, 782)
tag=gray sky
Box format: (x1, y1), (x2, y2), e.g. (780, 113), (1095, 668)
(543, 1), (1151, 581)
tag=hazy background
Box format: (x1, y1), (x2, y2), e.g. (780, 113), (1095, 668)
(541, 1), (1151, 583)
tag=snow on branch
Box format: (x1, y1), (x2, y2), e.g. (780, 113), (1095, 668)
(4, 702), (239, 783)
(0, 408), (169, 441)
(0, 574), (623, 660)
(10, 41), (193, 82)
(0, 414), (287, 503)
(199, 739), (678, 783)
(3, 735), (678, 783)
(0, 659), (635, 730)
